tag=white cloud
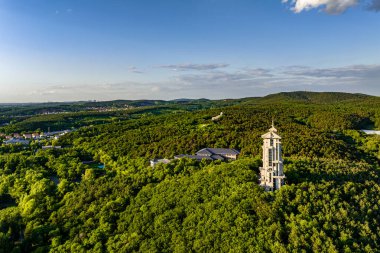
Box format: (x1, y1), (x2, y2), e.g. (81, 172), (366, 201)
(283, 0), (380, 13)
(283, 0), (358, 13)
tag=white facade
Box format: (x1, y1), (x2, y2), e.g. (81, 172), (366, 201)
(259, 123), (285, 191)
(150, 158), (171, 167)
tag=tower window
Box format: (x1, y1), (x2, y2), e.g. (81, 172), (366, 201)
(268, 149), (273, 166)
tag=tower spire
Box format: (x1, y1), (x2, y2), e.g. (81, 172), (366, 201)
(269, 118), (277, 133)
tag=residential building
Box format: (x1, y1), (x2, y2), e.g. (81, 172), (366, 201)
(32, 133), (41, 138)
(13, 133), (21, 138)
(3, 138), (30, 145)
(23, 133), (33, 139)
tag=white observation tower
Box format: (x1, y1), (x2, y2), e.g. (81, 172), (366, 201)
(259, 121), (285, 191)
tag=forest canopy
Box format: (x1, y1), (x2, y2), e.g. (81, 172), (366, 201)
(0, 92), (379, 252)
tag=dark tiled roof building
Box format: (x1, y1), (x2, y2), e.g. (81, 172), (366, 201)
(175, 148), (240, 161)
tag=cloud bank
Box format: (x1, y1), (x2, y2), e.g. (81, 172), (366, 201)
(159, 63), (229, 71)
(283, 0), (380, 13)
(127, 66), (143, 74)
(25, 64), (380, 102)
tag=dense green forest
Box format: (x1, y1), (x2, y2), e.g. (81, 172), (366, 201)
(0, 92), (379, 252)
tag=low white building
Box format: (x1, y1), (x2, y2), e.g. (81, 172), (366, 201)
(362, 130), (380, 135)
(42, 145), (62, 150)
(150, 158), (171, 167)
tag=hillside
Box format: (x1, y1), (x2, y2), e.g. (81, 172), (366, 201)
(255, 91), (375, 104)
(0, 92), (379, 252)
(1, 91), (378, 133)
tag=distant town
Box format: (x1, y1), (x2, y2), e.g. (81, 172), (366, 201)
(0, 130), (72, 145)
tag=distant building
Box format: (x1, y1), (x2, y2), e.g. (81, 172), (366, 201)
(32, 133), (41, 139)
(196, 148), (239, 160)
(175, 148), (240, 162)
(13, 133), (21, 138)
(150, 158), (171, 167)
(174, 154), (216, 161)
(212, 112), (224, 121)
(44, 130), (71, 139)
(3, 138), (30, 145)
(259, 122), (286, 191)
(23, 133), (33, 139)
(42, 145), (62, 149)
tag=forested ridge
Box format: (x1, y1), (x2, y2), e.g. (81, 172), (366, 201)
(0, 92), (380, 252)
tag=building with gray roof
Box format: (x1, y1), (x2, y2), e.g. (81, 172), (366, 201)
(174, 148), (240, 162)
(3, 138), (30, 145)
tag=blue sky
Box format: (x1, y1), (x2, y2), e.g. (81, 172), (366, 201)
(0, 0), (379, 102)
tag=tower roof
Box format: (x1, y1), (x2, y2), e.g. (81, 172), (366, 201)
(261, 132), (281, 139)
(261, 121), (281, 139)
